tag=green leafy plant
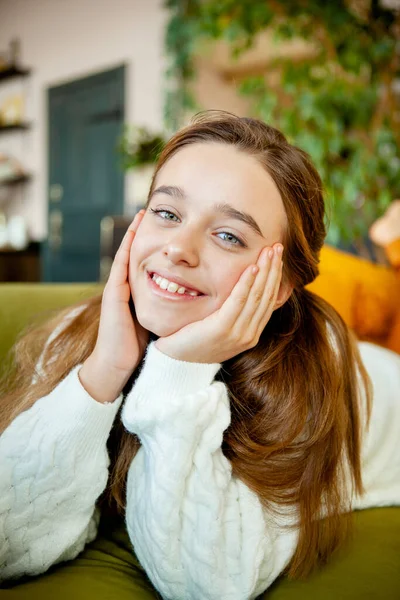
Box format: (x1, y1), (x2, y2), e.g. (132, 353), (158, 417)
(164, 0), (400, 247)
(118, 125), (166, 170)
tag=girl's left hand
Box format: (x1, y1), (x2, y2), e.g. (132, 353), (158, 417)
(155, 244), (284, 364)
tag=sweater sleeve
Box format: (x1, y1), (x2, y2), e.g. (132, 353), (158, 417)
(121, 342), (299, 600)
(0, 363), (123, 583)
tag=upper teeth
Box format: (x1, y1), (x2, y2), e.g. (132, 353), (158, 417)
(151, 273), (199, 296)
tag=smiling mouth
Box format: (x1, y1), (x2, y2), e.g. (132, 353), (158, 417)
(148, 271), (205, 297)
(147, 271), (205, 300)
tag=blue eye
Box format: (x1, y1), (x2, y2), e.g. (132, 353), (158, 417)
(149, 207), (246, 248)
(216, 232), (244, 247)
(150, 208), (179, 221)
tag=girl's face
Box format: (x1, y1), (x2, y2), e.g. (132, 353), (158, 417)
(129, 142), (288, 337)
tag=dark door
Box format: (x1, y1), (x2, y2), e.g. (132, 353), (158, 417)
(43, 66), (125, 282)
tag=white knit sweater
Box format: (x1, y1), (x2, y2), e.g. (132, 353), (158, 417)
(1, 329), (400, 598)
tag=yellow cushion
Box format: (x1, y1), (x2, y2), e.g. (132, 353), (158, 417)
(307, 246), (400, 343)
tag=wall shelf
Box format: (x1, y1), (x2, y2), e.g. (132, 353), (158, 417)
(0, 67), (33, 192)
(0, 174), (32, 187)
(0, 66), (31, 83)
(0, 123), (31, 133)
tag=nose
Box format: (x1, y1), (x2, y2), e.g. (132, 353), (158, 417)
(162, 228), (200, 267)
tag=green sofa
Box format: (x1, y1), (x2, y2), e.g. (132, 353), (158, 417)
(1, 283), (399, 599)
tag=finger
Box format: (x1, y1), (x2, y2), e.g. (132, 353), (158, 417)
(107, 211), (145, 288)
(230, 246), (274, 330)
(114, 210), (144, 267)
(213, 261), (260, 330)
(247, 245), (283, 330)
(126, 209), (146, 234)
(230, 245), (282, 341)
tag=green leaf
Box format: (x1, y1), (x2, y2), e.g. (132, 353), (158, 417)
(163, 0), (399, 243)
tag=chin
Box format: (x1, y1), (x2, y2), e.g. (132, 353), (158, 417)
(135, 311), (182, 338)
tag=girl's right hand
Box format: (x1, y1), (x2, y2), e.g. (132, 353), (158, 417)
(79, 210), (148, 403)
(369, 199), (400, 247)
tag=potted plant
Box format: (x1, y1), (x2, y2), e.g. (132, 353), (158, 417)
(118, 125), (166, 208)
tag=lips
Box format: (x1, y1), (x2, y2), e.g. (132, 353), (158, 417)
(147, 269), (205, 295)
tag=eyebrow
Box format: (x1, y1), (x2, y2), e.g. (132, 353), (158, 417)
(150, 185), (264, 237)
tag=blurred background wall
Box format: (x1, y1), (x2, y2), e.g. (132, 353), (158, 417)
(0, 0), (166, 241)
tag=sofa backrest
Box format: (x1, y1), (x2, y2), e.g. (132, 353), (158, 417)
(0, 284), (102, 366)
(1, 244), (399, 368)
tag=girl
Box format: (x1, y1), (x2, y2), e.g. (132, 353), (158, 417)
(1, 112), (399, 600)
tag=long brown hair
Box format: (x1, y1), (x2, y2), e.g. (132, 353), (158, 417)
(0, 111), (371, 580)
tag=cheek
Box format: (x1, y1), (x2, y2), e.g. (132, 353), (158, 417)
(129, 227), (152, 274)
(128, 244), (147, 302)
(212, 265), (247, 309)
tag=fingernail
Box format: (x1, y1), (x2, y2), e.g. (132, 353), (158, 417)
(275, 245), (283, 255)
(268, 249), (274, 259)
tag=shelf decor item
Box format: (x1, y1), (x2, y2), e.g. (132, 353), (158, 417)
(118, 125), (166, 207)
(0, 153), (24, 182)
(0, 213), (7, 248)
(0, 94), (25, 126)
(0, 153), (30, 188)
(0, 37), (24, 75)
(7, 215), (28, 250)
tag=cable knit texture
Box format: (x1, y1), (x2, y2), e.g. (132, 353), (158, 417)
(1, 327), (400, 597)
(0, 366), (123, 581)
(120, 341), (400, 599)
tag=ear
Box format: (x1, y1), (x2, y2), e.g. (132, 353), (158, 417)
(273, 279), (293, 311)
